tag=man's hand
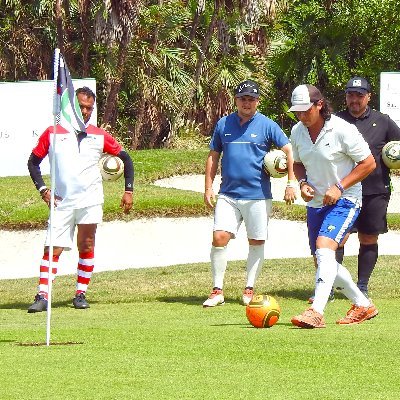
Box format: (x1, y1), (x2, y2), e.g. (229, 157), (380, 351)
(284, 187), (297, 205)
(300, 183), (315, 202)
(121, 191), (133, 214)
(41, 189), (62, 208)
(323, 185), (342, 206)
(204, 187), (216, 209)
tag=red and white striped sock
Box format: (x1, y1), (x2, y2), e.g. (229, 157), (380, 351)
(76, 251), (95, 295)
(38, 254), (59, 300)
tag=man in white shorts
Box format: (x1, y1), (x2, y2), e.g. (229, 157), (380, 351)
(289, 83), (378, 328)
(203, 80), (296, 307)
(26, 86), (134, 312)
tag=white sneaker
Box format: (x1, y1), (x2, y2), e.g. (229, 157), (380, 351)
(242, 287), (254, 305)
(203, 288), (225, 307)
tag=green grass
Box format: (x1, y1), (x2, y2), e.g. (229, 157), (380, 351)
(1, 256), (399, 399)
(1, 148), (400, 399)
(0, 148), (211, 229)
(3, 147), (400, 229)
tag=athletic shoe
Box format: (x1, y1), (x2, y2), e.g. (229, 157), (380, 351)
(242, 287), (254, 305)
(308, 289), (335, 304)
(336, 303), (378, 325)
(203, 288), (225, 307)
(27, 294), (48, 313)
(72, 293), (90, 309)
(291, 308), (326, 329)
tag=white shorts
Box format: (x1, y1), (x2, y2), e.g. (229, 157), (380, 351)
(213, 194), (272, 240)
(44, 204), (103, 250)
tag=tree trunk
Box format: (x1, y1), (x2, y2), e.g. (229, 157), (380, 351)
(102, 31), (130, 125)
(55, 0), (64, 53)
(193, 1), (219, 86)
(184, 9), (201, 58)
(132, 102), (146, 150)
(79, 0), (91, 76)
(187, 1), (219, 121)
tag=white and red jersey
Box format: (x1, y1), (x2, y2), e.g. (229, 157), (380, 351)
(32, 124), (122, 210)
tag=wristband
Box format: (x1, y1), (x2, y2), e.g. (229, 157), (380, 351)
(38, 186), (48, 195)
(335, 182), (344, 193)
(286, 180), (297, 189)
(298, 178), (307, 188)
(40, 188), (49, 197)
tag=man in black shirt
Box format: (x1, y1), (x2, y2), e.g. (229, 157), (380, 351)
(336, 76), (400, 297)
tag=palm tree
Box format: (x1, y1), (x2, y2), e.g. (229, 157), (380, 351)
(93, 0), (141, 125)
(0, 0), (291, 149)
(1, 1), (56, 80)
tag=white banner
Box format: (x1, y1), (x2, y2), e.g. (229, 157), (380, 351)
(380, 72), (400, 127)
(0, 79), (96, 177)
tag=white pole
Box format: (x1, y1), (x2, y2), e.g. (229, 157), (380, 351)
(46, 48), (60, 347)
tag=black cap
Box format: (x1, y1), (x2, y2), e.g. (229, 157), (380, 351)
(234, 80), (260, 98)
(345, 77), (371, 94)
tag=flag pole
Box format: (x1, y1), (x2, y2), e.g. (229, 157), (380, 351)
(46, 48), (60, 347)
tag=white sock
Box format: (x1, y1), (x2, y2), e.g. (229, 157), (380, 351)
(334, 263), (370, 307)
(210, 246), (227, 289)
(245, 244), (265, 288)
(312, 248), (338, 315)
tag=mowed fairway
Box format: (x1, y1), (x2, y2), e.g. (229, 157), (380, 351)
(1, 256), (399, 399)
(1, 148), (400, 399)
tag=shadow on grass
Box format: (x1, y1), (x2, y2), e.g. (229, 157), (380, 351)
(273, 288), (346, 302)
(156, 295), (238, 306)
(211, 323), (248, 327)
(0, 291), (346, 310)
(0, 299), (99, 310)
(155, 288), (341, 306)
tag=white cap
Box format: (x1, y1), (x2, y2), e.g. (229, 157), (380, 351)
(288, 84), (323, 112)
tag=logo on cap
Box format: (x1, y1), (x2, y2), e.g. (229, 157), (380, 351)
(238, 83), (258, 93)
(235, 80), (260, 97)
(292, 93), (307, 103)
(345, 76), (370, 93)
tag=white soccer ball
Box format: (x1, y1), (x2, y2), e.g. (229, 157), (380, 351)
(99, 154), (124, 181)
(263, 149), (288, 178)
(382, 141), (400, 169)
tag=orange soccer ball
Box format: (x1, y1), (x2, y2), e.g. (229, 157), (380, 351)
(246, 294), (281, 328)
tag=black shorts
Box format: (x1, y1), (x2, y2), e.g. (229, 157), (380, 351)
(353, 193), (390, 235)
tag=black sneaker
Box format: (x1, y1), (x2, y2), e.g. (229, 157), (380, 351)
(72, 293), (90, 309)
(27, 294), (48, 313)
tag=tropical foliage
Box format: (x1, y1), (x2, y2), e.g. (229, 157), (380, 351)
(264, 0), (400, 131)
(0, 0), (399, 145)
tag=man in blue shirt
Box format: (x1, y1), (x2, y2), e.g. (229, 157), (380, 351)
(203, 80), (296, 307)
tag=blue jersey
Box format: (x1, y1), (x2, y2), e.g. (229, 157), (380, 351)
(209, 111), (289, 199)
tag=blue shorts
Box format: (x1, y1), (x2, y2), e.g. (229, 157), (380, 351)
(307, 198), (360, 255)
